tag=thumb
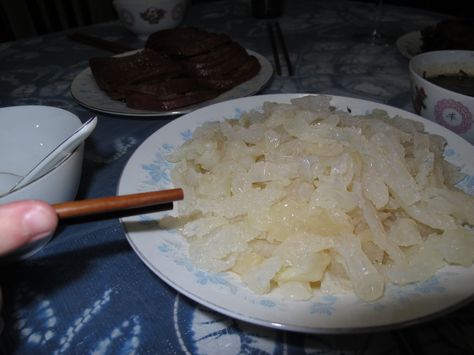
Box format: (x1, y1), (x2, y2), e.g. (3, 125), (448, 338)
(0, 200), (58, 256)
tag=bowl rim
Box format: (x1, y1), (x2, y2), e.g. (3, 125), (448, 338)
(408, 50), (474, 101)
(0, 104), (82, 116)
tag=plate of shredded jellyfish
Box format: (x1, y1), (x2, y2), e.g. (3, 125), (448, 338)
(118, 93), (474, 333)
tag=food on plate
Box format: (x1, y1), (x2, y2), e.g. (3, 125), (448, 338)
(421, 18), (474, 52)
(425, 70), (474, 97)
(146, 28), (261, 91)
(88, 27), (261, 111)
(163, 95), (474, 302)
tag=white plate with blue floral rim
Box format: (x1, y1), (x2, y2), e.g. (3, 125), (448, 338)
(70, 49), (273, 117)
(117, 93), (474, 333)
(396, 31), (422, 59)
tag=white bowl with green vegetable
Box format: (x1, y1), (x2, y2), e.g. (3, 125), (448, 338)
(409, 50), (474, 144)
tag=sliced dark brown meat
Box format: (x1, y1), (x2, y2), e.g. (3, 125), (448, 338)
(145, 27), (232, 57)
(89, 49), (185, 98)
(185, 42), (248, 70)
(184, 44), (250, 77)
(123, 77), (205, 97)
(189, 52), (254, 78)
(421, 18), (474, 52)
(89, 27), (262, 111)
(197, 55), (261, 90)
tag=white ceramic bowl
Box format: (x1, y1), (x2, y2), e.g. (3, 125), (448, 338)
(409, 50), (474, 144)
(0, 105), (85, 259)
(113, 0), (189, 40)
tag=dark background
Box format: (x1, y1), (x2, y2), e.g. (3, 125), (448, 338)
(0, 0), (468, 43)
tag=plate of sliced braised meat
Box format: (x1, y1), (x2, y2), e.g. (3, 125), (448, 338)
(71, 27), (274, 116)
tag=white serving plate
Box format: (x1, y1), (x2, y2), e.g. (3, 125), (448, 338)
(118, 94), (474, 333)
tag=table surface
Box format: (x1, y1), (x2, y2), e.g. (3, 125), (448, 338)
(1, 0), (473, 354)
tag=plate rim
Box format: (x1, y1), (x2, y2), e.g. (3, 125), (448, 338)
(118, 93), (474, 333)
(396, 30), (422, 59)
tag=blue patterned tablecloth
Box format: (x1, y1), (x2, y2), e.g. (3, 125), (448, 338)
(1, 1), (473, 354)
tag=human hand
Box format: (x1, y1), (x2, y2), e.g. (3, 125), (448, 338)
(0, 200), (58, 256)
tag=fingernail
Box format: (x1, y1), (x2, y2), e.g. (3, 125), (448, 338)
(23, 205), (55, 242)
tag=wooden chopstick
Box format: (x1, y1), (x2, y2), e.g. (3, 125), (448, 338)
(266, 21), (293, 76)
(274, 22), (294, 76)
(67, 32), (137, 54)
(53, 188), (183, 219)
(266, 22), (282, 76)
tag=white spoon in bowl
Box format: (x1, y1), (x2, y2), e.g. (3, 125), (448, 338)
(0, 172), (23, 196)
(0, 116), (97, 197)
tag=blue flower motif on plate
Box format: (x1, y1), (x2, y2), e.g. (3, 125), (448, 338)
(180, 129), (193, 141)
(457, 174), (474, 195)
(367, 274), (447, 312)
(444, 147), (456, 157)
(232, 106), (251, 119)
(156, 239), (238, 295)
(413, 275), (445, 294)
(310, 295), (338, 316)
(258, 299), (276, 308)
(141, 149), (174, 189)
